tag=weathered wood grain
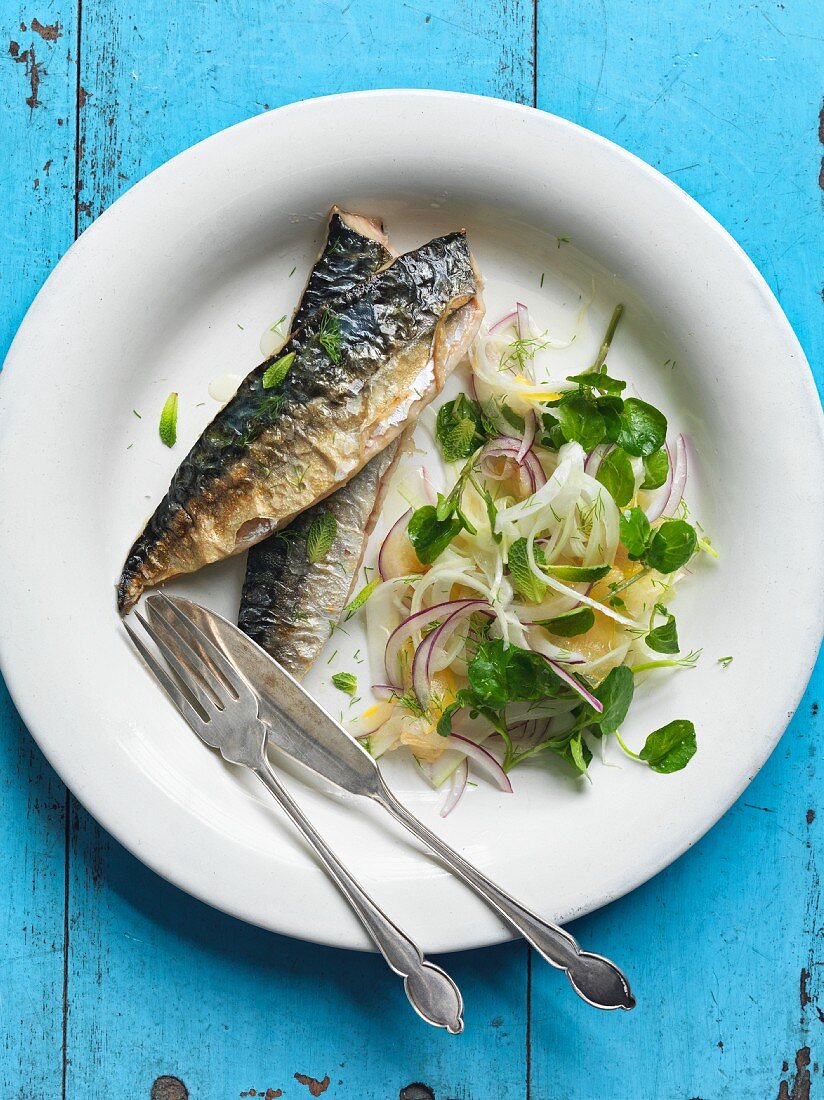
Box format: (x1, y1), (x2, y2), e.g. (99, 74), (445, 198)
(65, 1), (534, 1097)
(532, 2), (823, 1096)
(0, 0), (821, 1096)
(0, 5), (77, 1097)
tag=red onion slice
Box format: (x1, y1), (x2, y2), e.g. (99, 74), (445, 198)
(378, 507), (413, 580)
(489, 308), (518, 335)
(516, 409), (537, 463)
(440, 758), (468, 817)
(662, 433), (688, 518)
(479, 437), (547, 492)
(384, 599), (482, 689)
(370, 684), (397, 700)
(584, 443), (610, 478)
(412, 600), (493, 706)
(540, 654), (603, 712)
(445, 735), (513, 792)
(516, 301), (531, 340)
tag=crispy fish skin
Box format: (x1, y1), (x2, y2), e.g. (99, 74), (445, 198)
(118, 230), (483, 613)
(238, 208), (398, 672)
(238, 439), (402, 678)
(293, 208), (392, 328)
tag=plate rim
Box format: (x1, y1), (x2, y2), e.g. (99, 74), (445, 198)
(1, 88), (822, 951)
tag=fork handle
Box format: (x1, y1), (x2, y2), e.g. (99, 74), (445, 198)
(252, 761), (463, 1033)
(376, 782), (635, 1011)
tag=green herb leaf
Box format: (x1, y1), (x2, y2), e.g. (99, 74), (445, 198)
(540, 411), (566, 450)
(444, 418), (479, 463)
(317, 309), (342, 363)
(507, 538), (547, 602)
(467, 639), (564, 707)
(591, 665), (635, 734)
(639, 719), (696, 773)
(435, 396), (487, 462)
(343, 578), (380, 619)
(567, 733), (590, 774)
(619, 506), (652, 560)
(537, 606), (595, 637)
(408, 505), (463, 564)
(596, 395), (624, 443)
(645, 605), (680, 654)
(546, 563), (610, 583)
(158, 392), (178, 448)
(595, 447), (635, 507)
(566, 370), (627, 395)
(331, 672), (357, 696)
(617, 398), (668, 457)
(262, 351), (296, 389)
(306, 512), (338, 564)
(556, 395), (606, 451)
(718, 655), (734, 668)
(645, 519), (697, 573)
(641, 447), (669, 490)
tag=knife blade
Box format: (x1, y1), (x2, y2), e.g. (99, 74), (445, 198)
(152, 596), (385, 799)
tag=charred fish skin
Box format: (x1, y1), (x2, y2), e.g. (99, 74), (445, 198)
(238, 441), (401, 679)
(238, 209), (397, 671)
(118, 230), (481, 613)
(294, 209), (392, 328)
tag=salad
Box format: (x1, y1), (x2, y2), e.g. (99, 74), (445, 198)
(345, 303), (714, 815)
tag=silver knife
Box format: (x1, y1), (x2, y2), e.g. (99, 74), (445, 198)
(159, 596), (635, 1012)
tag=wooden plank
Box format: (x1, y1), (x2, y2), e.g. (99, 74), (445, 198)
(65, 1), (534, 1096)
(532, 1), (823, 1096)
(0, 4), (77, 1095)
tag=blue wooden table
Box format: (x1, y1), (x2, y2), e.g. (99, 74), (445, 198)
(1, 3), (821, 1097)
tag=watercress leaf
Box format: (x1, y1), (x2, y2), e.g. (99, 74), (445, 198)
(467, 640), (511, 707)
(645, 607), (680, 654)
(639, 719), (697, 773)
(467, 640), (565, 707)
(408, 505), (463, 564)
(566, 370), (627, 395)
(503, 645), (564, 701)
(595, 447), (635, 507)
(262, 351), (296, 389)
(507, 538), (547, 602)
(306, 512), (338, 564)
(641, 447), (669, 490)
(436, 700), (461, 737)
(645, 519), (697, 573)
(591, 665), (634, 734)
(331, 672), (357, 696)
(158, 392), (178, 448)
(536, 606), (595, 637)
(619, 506), (652, 560)
(556, 395), (606, 451)
(546, 563), (610, 582)
(617, 398), (667, 457)
(595, 396), (624, 443)
(500, 404), (526, 434)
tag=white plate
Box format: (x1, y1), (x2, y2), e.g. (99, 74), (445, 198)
(1, 91), (822, 952)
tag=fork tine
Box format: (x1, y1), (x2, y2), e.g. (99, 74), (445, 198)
(149, 593), (249, 699)
(124, 619), (206, 729)
(134, 609), (219, 717)
(141, 602), (228, 708)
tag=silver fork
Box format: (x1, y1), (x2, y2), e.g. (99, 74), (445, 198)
(124, 603), (464, 1033)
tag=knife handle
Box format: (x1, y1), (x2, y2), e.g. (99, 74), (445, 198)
(376, 782), (635, 1011)
(252, 761), (464, 1033)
